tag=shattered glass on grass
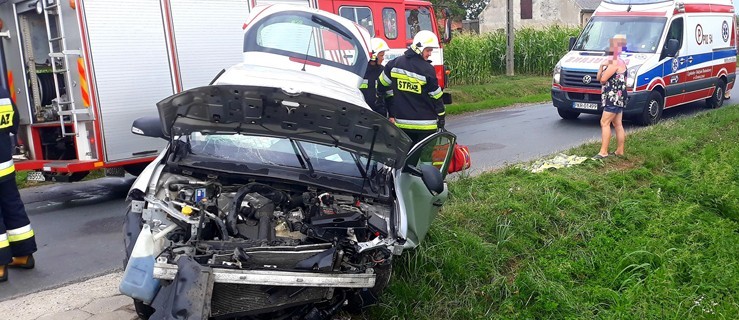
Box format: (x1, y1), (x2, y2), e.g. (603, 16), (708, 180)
(521, 153), (589, 173)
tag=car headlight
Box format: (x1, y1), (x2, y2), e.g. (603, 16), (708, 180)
(626, 65), (640, 88)
(553, 63), (562, 84)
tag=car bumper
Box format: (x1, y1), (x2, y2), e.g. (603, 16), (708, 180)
(153, 262), (376, 288)
(551, 87), (649, 116)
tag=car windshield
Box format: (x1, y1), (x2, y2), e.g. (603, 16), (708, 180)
(573, 16), (667, 53)
(182, 133), (378, 178)
(243, 11), (367, 75)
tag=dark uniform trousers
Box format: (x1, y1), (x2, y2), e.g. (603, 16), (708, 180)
(1, 95), (37, 265)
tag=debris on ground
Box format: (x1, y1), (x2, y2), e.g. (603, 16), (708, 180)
(523, 153), (589, 173)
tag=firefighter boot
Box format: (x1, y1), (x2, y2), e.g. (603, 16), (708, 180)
(0, 265), (7, 282)
(9, 255), (34, 269)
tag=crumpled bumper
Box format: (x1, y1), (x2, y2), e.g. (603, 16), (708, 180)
(153, 262), (376, 288)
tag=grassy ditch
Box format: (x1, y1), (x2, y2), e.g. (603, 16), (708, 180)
(445, 76), (552, 115)
(369, 105), (739, 319)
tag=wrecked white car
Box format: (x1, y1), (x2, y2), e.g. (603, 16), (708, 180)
(121, 5), (457, 320)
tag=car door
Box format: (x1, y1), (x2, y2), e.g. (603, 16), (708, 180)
(662, 17), (687, 107)
(395, 131), (456, 248)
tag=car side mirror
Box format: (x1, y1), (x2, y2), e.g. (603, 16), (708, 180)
(131, 116), (165, 139)
(442, 8), (453, 44)
(664, 39), (679, 57)
(568, 36), (576, 50)
(419, 164), (444, 195)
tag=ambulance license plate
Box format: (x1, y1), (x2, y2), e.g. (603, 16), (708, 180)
(573, 102), (598, 110)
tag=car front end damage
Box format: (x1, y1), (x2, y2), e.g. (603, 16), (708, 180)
(126, 167), (401, 319)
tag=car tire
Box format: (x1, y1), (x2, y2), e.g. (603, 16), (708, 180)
(636, 91), (664, 126)
(557, 108), (580, 120)
(345, 263), (392, 313)
(123, 206), (156, 320)
(705, 79), (726, 109)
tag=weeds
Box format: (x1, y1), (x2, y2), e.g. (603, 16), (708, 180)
(369, 105), (739, 319)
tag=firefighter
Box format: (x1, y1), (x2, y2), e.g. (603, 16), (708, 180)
(379, 30), (445, 144)
(361, 38), (390, 116)
(0, 86), (37, 283)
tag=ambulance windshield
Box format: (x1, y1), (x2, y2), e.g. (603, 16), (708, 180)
(573, 16), (667, 53)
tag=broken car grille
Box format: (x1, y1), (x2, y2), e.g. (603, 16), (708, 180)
(210, 283), (329, 319)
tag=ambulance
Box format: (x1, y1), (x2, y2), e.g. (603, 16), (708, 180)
(551, 0), (736, 125)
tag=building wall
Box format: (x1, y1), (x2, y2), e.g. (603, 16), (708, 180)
(479, 0), (583, 33)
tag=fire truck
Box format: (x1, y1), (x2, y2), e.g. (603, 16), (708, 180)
(0, 0), (449, 182)
(249, 0), (453, 99)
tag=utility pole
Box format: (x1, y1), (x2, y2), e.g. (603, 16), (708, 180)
(506, 0), (515, 76)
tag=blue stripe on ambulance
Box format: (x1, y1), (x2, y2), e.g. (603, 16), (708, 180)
(636, 49), (736, 87)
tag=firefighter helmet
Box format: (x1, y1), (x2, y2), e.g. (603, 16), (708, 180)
(370, 38), (390, 61)
(411, 30), (440, 54)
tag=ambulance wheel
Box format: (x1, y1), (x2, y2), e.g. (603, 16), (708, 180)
(637, 91), (663, 126)
(706, 79), (726, 109)
(557, 109), (580, 120)
(123, 207), (155, 319)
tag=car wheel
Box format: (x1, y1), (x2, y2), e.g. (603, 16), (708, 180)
(557, 108), (580, 120)
(123, 206), (156, 319)
(345, 263), (392, 313)
(705, 79), (726, 109)
(637, 91), (663, 126)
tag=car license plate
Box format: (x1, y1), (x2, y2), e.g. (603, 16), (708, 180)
(573, 102), (598, 110)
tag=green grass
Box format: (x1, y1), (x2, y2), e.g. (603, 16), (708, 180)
(445, 76), (552, 115)
(367, 105), (739, 319)
(15, 169), (106, 189)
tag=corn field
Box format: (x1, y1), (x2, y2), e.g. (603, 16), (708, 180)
(444, 26), (582, 85)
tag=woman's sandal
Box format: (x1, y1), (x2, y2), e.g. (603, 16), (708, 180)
(591, 154), (609, 160)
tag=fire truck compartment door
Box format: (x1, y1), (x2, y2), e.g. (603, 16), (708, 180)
(83, 0), (170, 162)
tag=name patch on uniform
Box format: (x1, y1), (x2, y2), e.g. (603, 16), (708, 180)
(0, 104), (14, 129)
(397, 79), (421, 94)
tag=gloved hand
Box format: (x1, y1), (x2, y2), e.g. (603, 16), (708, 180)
(437, 115), (445, 130)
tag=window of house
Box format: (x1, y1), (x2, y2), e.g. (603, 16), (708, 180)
(339, 6), (375, 36)
(521, 0), (533, 20)
(383, 8), (398, 39)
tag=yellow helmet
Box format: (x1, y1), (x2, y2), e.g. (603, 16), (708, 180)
(411, 30), (440, 54)
(370, 38), (390, 61)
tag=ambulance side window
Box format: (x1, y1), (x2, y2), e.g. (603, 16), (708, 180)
(383, 8), (398, 40)
(662, 18), (683, 59)
(339, 7), (375, 37)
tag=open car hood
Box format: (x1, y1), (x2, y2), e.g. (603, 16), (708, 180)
(156, 85), (413, 169)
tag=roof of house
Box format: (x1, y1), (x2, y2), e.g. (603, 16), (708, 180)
(574, 0), (601, 10)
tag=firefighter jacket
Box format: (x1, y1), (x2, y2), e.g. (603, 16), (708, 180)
(360, 63), (388, 117)
(0, 87), (18, 182)
(378, 48), (444, 131)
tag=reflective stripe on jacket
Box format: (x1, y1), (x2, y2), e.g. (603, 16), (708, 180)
(380, 49), (444, 130)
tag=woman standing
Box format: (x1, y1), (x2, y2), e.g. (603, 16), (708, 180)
(594, 34), (628, 159)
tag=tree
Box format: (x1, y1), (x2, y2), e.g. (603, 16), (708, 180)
(429, 0), (491, 20)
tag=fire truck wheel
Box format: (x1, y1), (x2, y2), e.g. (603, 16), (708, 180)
(124, 163), (149, 176)
(705, 79), (726, 109)
(68, 171), (89, 182)
(637, 91), (664, 126)
(557, 109), (580, 120)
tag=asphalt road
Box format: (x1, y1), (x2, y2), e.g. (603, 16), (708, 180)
(0, 87), (733, 301)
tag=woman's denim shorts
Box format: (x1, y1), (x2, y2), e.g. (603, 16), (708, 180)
(603, 106), (623, 114)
